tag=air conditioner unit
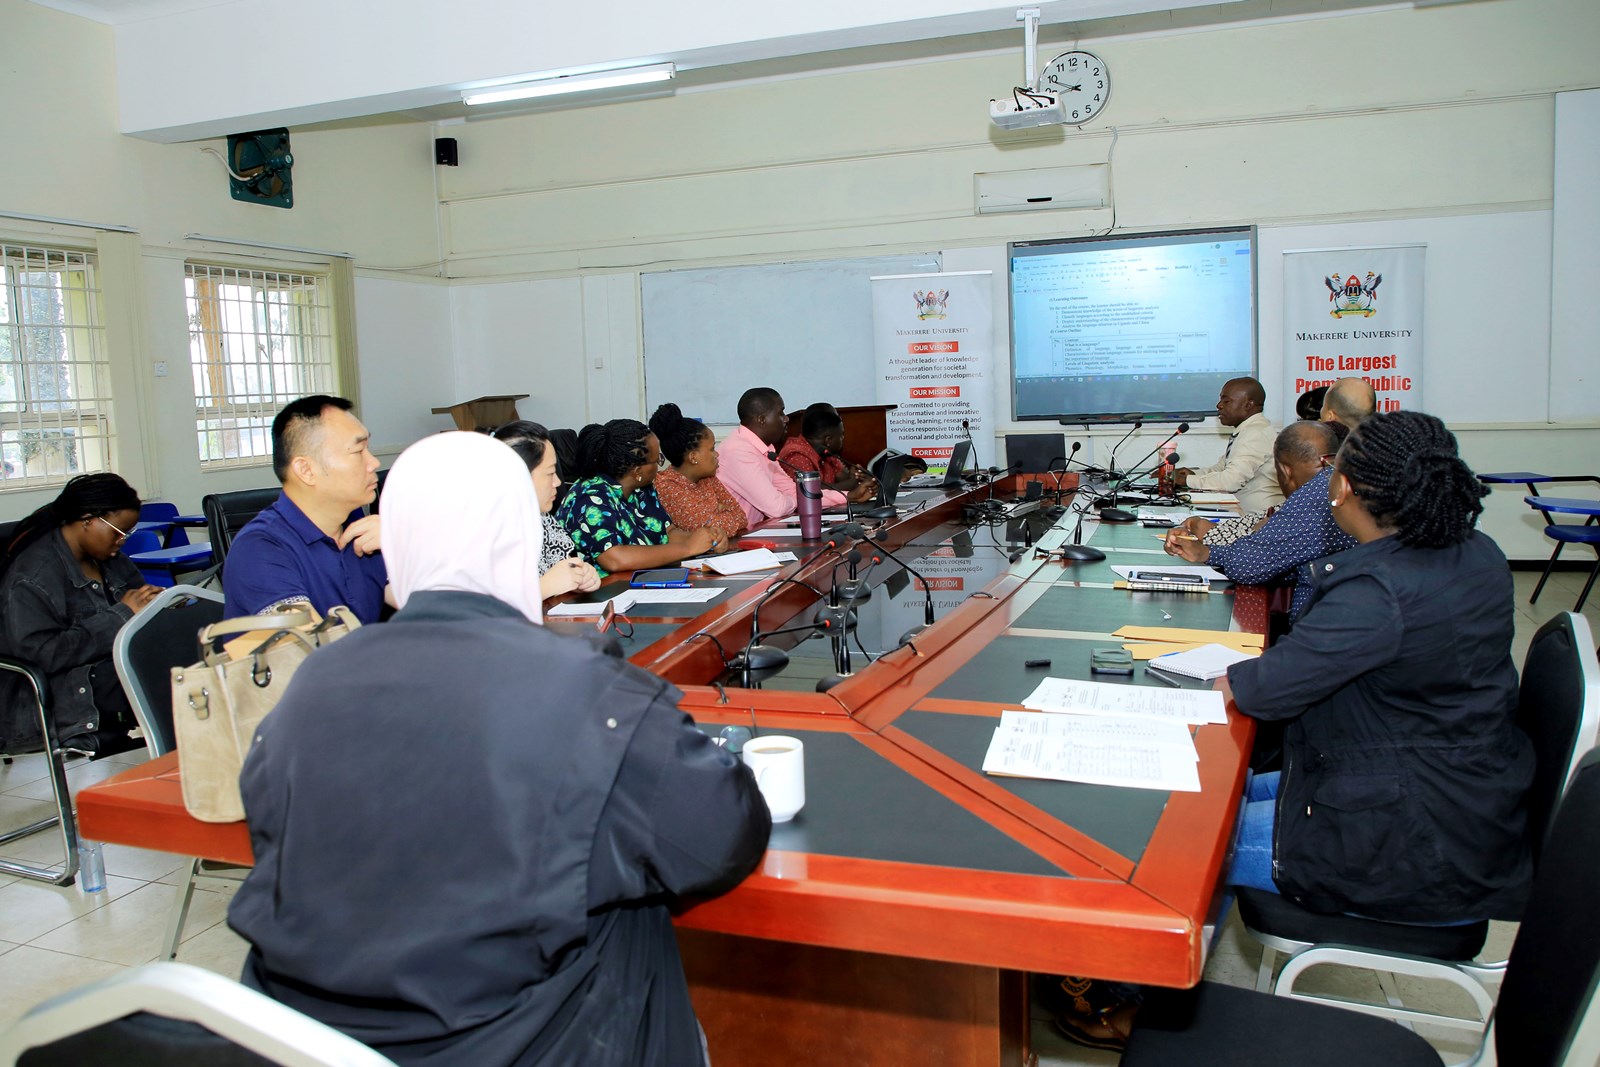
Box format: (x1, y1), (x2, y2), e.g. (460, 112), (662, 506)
(974, 165), (1109, 215)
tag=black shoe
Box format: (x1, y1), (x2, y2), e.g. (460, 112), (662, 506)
(87, 727), (142, 761)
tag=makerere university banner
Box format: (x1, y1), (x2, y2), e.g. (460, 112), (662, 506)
(1283, 245), (1425, 416)
(870, 270), (995, 474)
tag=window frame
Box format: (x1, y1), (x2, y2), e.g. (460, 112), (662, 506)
(184, 260), (339, 471)
(0, 241), (113, 492)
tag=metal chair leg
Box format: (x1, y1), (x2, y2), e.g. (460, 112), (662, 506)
(1532, 543), (1565, 604)
(163, 858), (201, 960)
(1255, 945), (1277, 993)
(0, 659), (80, 886)
(1577, 552), (1600, 614)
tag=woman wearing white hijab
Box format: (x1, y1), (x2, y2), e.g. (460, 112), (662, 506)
(228, 431), (770, 1067)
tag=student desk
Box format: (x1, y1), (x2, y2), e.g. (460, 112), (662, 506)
(79, 481), (1262, 1066)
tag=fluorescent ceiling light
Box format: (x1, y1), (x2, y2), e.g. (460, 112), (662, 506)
(463, 63), (676, 106)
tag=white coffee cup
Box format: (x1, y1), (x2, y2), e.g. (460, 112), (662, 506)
(742, 735), (805, 823)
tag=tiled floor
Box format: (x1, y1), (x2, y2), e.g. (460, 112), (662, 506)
(0, 567), (1594, 1063)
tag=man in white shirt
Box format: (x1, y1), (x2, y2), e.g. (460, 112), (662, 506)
(1172, 377), (1285, 513)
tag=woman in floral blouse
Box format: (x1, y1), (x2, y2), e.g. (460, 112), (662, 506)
(648, 404), (749, 543)
(554, 419), (723, 576)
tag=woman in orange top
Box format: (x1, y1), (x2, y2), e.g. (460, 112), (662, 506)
(648, 404), (749, 541)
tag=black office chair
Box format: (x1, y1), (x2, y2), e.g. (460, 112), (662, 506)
(0, 961), (398, 1066)
(201, 487), (279, 570)
(1120, 747), (1600, 1067)
(111, 584), (235, 960)
(1236, 611), (1600, 1037)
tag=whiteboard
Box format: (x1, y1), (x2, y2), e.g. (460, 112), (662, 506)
(642, 253), (940, 424)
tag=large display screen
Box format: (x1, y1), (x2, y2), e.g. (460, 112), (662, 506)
(1009, 227), (1257, 423)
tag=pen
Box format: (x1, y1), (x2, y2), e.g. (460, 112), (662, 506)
(1024, 658), (1052, 669)
(1168, 532), (1201, 541)
(1145, 664), (1183, 687)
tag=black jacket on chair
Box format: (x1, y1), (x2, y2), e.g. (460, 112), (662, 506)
(1228, 531), (1534, 923)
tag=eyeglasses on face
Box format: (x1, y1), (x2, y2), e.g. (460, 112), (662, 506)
(96, 515), (131, 541)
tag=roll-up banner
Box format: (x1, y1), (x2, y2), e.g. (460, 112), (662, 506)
(871, 271), (996, 474)
(1283, 245), (1425, 418)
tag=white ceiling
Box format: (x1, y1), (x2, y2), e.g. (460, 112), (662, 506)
(27, 0), (1413, 141)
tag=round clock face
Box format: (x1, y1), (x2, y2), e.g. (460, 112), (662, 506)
(1038, 50), (1109, 125)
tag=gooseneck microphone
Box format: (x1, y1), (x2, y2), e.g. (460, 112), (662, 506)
(1119, 423), (1191, 488)
(831, 522), (936, 646)
(1105, 418), (1144, 483)
(961, 418), (981, 476)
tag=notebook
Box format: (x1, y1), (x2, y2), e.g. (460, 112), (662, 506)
(1147, 643), (1256, 680)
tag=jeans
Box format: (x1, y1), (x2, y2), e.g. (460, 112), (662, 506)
(1227, 770), (1281, 895)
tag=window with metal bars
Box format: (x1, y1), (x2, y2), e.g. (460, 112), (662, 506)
(185, 262), (336, 468)
(0, 243), (113, 489)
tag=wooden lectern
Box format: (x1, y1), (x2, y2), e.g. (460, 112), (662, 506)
(430, 395), (530, 432)
(783, 403), (897, 466)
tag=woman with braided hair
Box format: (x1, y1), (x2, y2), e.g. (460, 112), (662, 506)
(648, 404), (748, 543)
(553, 418), (721, 576)
(1222, 409), (1534, 921)
(0, 473), (160, 757)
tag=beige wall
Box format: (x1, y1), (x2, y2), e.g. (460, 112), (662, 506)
(0, 0), (447, 520)
(428, 0), (1600, 557)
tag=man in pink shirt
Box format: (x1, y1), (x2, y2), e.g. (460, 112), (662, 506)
(718, 387), (859, 528)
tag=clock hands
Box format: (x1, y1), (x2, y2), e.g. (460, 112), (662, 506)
(1043, 76), (1083, 92)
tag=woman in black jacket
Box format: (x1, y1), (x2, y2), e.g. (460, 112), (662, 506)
(1224, 410), (1534, 921)
(0, 473), (160, 757)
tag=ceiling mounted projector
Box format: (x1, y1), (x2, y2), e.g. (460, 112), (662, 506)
(990, 93), (1065, 130)
(990, 7), (1063, 131)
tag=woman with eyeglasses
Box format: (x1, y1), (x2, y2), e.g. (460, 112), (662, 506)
(553, 419), (725, 577)
(0, 473), (160, 758)
(1222, 409), (1534, 922)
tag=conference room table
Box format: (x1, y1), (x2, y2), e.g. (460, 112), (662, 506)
(78, 476), (1265, 1066)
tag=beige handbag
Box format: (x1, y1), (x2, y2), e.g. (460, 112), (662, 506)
(171, 606), (361, 822)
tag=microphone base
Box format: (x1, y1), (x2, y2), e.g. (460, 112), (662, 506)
(1058, 544), (1106, 562)
(835, 578), (873, 602)
(858, 505), (897, 520)
(732, 645), (790, 672)
(898, 624), (928, 648)
(816, 673), (853, 693)
(813, 604), (858, 632)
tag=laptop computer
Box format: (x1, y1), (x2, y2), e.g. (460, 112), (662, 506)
(898, 439), (972, 490)
(860, 452), (912, 518)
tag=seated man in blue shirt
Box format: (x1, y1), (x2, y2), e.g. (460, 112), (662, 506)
(1163, 420), (1355, 621)
(223, 395), (391, 623)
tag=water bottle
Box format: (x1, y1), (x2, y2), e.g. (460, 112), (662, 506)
(77, 839), (106, 892)
(795, 470), (823, 540)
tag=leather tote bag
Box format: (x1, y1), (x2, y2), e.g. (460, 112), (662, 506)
(172, 607), (360, 822)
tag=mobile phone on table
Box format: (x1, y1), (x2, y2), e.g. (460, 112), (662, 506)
(1090, 648), (1134, 675)
(630, 567), (692, 588)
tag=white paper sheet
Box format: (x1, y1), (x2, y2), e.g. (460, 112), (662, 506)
(626, 588), (725, 604)
(1019, 677), (1228, 725)
(982, 711), (1202, 791)
(546, 587), (726, 616)
(683, 548), (795, 574)
(1185, 492), (1239, 504)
